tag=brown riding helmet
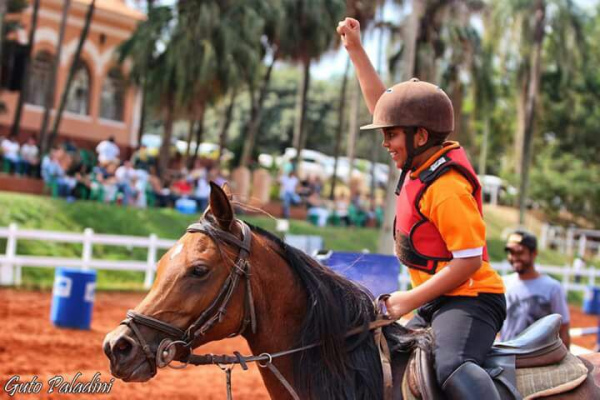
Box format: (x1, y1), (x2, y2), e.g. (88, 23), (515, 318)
(360, 78), (454, 133)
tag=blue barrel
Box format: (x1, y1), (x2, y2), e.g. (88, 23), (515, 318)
(583, 287), (600, 315)
(318, 252), (400, 298)
(175, 197), (197, 214)
(50, 267), (97, 330)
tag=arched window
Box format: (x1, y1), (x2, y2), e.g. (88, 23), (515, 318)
(100, 67), (125, 121)
(65, 61), (91, 115)
(25, 51), (54, 106)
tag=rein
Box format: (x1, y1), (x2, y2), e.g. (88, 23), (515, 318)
(120, 218), (395, 400)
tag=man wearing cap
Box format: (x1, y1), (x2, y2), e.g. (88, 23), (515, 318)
(337, 18), (506, 399)
(501, 230), (570, 347)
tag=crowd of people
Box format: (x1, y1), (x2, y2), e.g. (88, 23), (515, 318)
(278, 170), (384, 227)
(0, 133), (225, 211)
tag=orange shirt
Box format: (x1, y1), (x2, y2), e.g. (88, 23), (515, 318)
(406, 144), (505, 297)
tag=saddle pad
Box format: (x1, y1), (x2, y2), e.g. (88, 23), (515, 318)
(401, 351), (587, 400)
(516, 352), (588, 399)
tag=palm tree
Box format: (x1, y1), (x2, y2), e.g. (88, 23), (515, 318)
(47, 0), (96, 149)
(10, 0), (40, 138)
(39, 0), (71, 155)
(278, 0), (346, 172)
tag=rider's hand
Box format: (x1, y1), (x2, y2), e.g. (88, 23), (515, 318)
(336, 17), (362, 51)
(384, 291), (415, 320)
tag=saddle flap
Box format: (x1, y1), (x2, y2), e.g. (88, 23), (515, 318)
(493, 314), (562, 354)
(491, 314), (567, 368)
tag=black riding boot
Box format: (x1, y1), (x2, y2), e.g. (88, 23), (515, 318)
(442, 361), (501, 400)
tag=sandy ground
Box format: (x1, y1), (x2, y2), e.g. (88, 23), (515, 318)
(0, 289), (598, 399)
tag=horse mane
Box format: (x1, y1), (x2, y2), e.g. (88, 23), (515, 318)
(248, 223), (432, 400)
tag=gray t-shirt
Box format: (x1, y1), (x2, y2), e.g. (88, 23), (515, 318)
(500, 273), (570, 341)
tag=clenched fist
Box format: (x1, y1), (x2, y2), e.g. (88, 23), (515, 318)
(336, 17), (362, 50)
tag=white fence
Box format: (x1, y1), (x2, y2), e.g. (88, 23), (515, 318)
(540, 223), (600, 259)
(0, 224), (177, 288)
(1, 224), (599, 295)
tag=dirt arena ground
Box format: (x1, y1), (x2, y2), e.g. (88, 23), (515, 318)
(1, 289), (598, 399)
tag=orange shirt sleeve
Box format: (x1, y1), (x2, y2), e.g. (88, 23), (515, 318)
(419, 169), (486, 252)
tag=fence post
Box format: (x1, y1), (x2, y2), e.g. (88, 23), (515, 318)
(577, 234), (587, 257)
(144, 234), (157, 289)
(82, 228), (94, 271)
(566, 228), (575, 256)
(1, 223), (18, 286)
(540, 223), (549, 250)
(562, 265), (570, 295)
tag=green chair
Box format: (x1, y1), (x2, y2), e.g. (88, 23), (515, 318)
(348, 204), (367, 227)
(327, 212), (341, 226)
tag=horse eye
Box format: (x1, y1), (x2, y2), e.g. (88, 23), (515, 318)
(191, 265), (209, 278)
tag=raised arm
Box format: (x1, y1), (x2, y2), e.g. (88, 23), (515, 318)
(337, 17), (386, 114)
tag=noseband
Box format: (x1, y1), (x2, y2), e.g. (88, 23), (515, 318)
(120, 219), (256, 371)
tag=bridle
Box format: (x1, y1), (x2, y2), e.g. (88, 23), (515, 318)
(119, 217), (395, 400)
(120, 219), (256, 370)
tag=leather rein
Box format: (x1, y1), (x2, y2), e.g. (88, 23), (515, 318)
(120, 218), (395, 400)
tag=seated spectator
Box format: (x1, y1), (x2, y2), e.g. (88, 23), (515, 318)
(193, 169), (211, 212)
(170, 173), (193, 203)
(62, 138), (78, 154)
(279, 171), (301, 219)
(41, 147), (72, 197)
(1, 134), (20, 174)
(147, 166), (169, 207)
(115, 160), (137, 206)
(93, 161), (118, 203)
(96, 136), (120, 165)
(133, 169), (149, 208)
(19, 135), (40, 177)
(131, 144), (152, 171)
(73, 165), (92, 200)
(208, 166), (227, 186)
(335, 193), (351, 226)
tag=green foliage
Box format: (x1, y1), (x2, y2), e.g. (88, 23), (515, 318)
(528, 141), (600, 225)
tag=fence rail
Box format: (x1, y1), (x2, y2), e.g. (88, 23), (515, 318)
(0, 223), (176, 289)
(540, 223), (600, 258)
(1, 224), (599, 294)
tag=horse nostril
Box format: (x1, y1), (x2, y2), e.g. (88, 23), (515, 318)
(111, 335), (136, 363)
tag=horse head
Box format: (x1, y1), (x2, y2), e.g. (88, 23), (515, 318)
(103, 182), (279, 382)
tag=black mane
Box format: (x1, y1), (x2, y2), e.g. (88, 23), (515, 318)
(248, 223), (431, 400)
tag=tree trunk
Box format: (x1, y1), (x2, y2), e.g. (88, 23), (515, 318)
(478, 115), (490, 176)
(0, 0), (8, 86)
(191, 102), (206, 166)
(47, 0), (96, 149)
(158, 98), (174, 177)
(240, 54), (277, 168)
(136, 78), (148, 145)
(292, 59), (311, 173)
(218, 89), (236, 164)
(346, 78), (360, 184)
(39, 0), (70, 154)
(329, 57), (350, 200)
(519, 0), (546, 225)
(10, 0), (40, 138)
(513, 75), (528, 175)
(378, 0), (424, 255)
(184, 117), (196, 168)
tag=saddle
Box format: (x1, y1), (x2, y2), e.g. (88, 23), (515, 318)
(401, 314), (588, 400)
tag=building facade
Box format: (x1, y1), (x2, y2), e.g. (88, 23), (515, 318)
(0, 0), (145, 153)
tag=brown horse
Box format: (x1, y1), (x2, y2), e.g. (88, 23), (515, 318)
(104, 183), (600, 399)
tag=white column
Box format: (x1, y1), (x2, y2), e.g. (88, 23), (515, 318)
(144, 234), (157, 289)
(1, 223), (18, 285)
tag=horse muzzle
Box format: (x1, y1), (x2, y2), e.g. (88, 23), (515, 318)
(103, 325), (157, 382)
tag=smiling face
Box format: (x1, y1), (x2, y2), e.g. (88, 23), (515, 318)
(381, 127), (409, 169)
(505, 243), (537, 275)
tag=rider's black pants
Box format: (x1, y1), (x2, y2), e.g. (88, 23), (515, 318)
(406, 293), (506, 386)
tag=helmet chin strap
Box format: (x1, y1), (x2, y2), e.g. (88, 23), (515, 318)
(394, 129), (444, 195)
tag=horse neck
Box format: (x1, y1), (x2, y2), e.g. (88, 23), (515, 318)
(241, 234), (307, 398)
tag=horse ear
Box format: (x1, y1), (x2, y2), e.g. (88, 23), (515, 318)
(209, 181), (234, 231)
(221, 182), (234, 200)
